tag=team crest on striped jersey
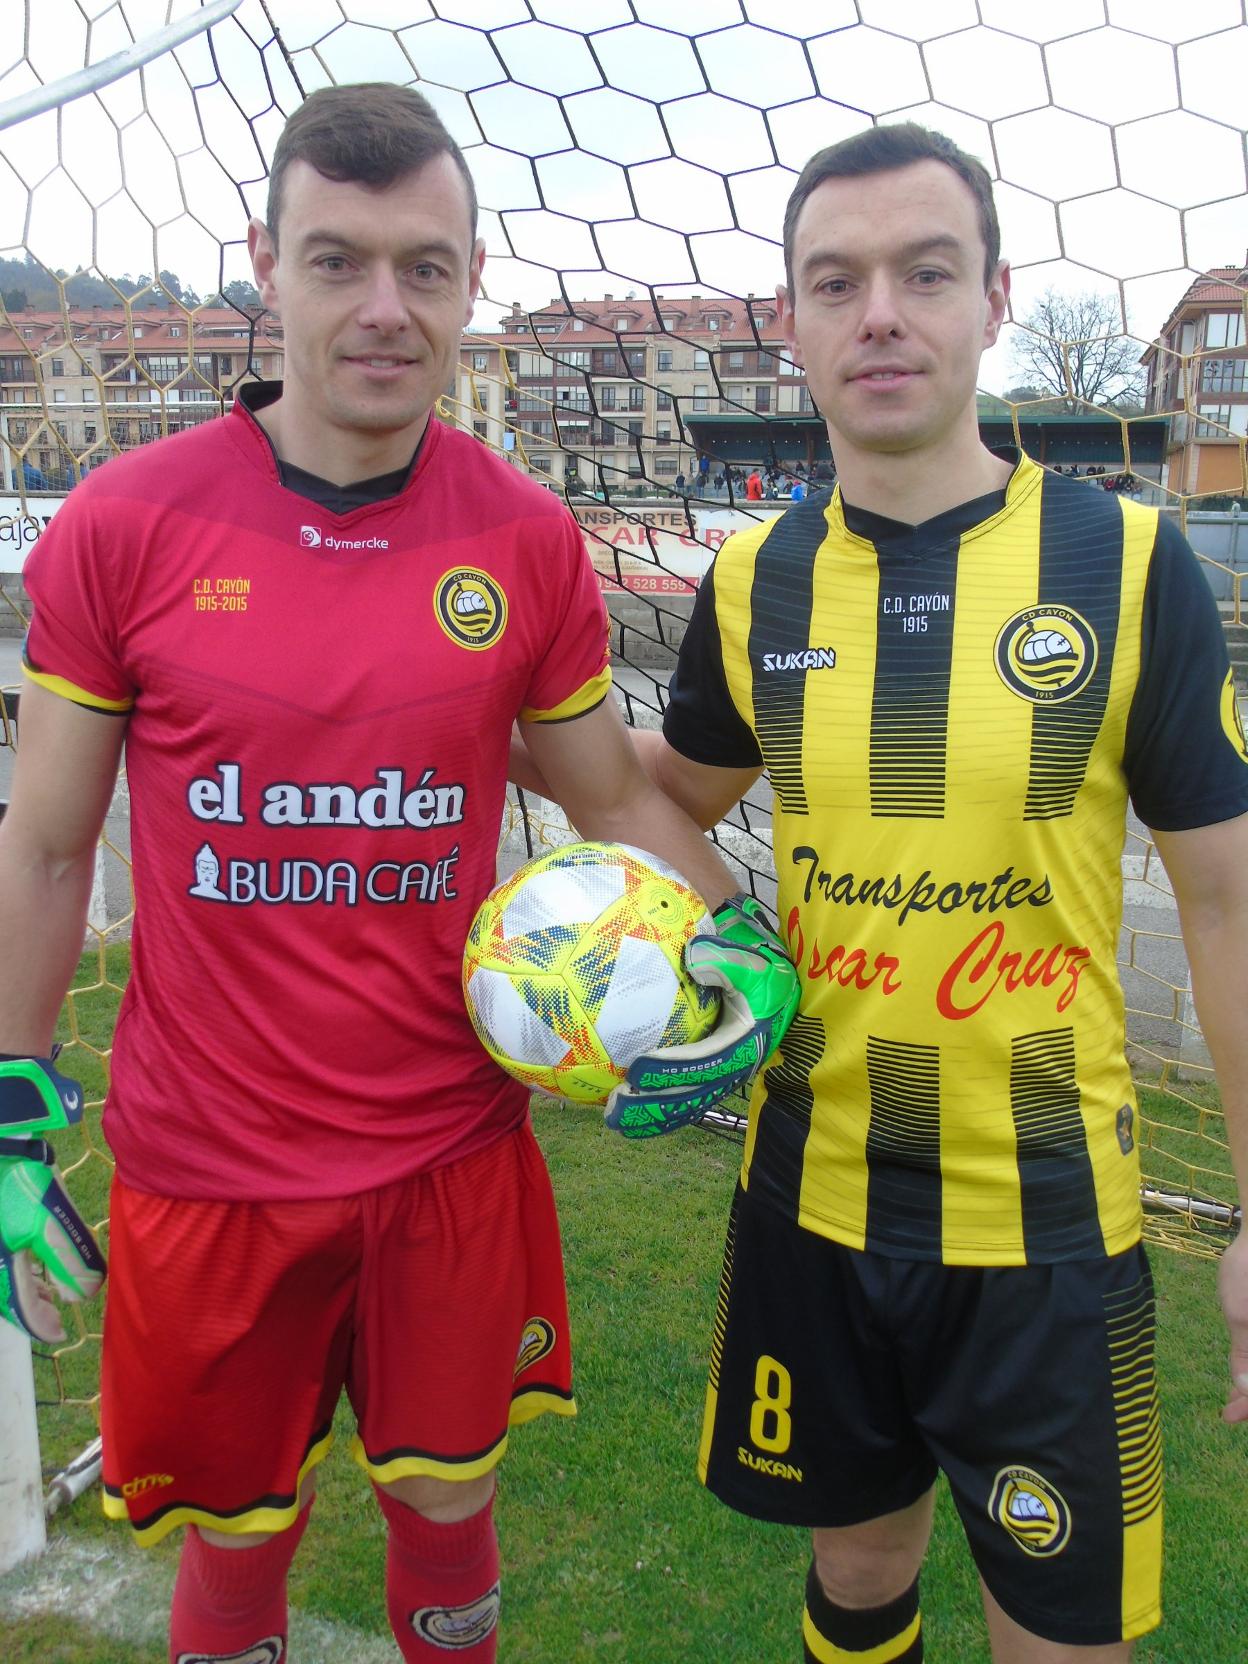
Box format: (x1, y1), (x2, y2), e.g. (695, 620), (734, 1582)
(994, 606), (1097, 704)
(988, 1465), (1072, 1557)
(1219, 668), (1248, 763)
(434, 567), (508, 650)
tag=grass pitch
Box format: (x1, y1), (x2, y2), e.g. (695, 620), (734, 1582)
(3, 953), (1246, 1660)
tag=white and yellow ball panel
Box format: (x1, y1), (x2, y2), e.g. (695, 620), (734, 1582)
(463, 841), (718, 1103)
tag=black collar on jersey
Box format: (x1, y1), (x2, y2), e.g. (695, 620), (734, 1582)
(840, 447), (1020, 553)
(236, 380), (426, 513)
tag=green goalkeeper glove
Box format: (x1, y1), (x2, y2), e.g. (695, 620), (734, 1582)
(0, 1053), (107, 1342)
(604, 893), (800, 1139)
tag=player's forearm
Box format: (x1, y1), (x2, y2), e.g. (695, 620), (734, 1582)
(507, 723), (553, 797)
(571, 781), (737, 912)
(0, 831), (96, 1053)
(509, 722), (666, 801)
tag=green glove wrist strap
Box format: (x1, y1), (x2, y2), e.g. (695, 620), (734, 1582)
(0, 1053), (85, 1138)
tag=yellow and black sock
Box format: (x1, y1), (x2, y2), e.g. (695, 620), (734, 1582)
(802, 1563), (922, 1662)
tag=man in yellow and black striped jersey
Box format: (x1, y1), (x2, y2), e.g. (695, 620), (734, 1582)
(641, 125), (1248, 1662)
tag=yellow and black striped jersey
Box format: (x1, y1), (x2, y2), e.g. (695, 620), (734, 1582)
(665, 453), (1248, 1265)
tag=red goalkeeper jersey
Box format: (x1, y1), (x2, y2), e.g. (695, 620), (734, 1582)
(23, 399), (610, 1199)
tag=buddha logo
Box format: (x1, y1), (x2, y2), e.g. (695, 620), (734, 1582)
(515, 1316), (556, 1375)
(189, 841), (227, 901)
(411, 1586), (500, 1649)
(988, 1466), (1071, 1557)
(994, 607), (1097, 704)
(434, 567), (508, 649)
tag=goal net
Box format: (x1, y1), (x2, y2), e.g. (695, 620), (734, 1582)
(0, 0), (1243, 1480)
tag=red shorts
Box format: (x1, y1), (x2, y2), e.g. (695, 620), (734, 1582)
(100, 1122), (574, 1544)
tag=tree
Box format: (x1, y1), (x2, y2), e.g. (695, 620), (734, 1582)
(220, 278), (262, 312)
(1009, 290), (1146, 409)
(158, 269), (200, 307)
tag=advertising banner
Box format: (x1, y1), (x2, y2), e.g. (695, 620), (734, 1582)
(0, 497), (67, 572)
(573, 503), (781, 593)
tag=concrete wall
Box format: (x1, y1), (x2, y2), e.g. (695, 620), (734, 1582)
(1171, 509), (1248, 603)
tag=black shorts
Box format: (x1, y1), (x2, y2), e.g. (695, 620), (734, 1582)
(698, 1183), (1162, 1646)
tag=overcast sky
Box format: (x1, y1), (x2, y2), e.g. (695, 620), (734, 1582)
(0, 0), (1245, 393)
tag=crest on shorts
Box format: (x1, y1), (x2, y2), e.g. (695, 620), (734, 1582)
(177, 1640), (284, 1664)
(994, 606), (1097, 704)
(515, 1315), (556, 1375)
(411, 1585), (501, 1649)
(434, 567), (508, 650)
(988, 1465), (1071, 1557)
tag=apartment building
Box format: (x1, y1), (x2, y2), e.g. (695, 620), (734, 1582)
(0, 305), (283, 491)
(452, 292), (817, 488)
(3, 293), (806, 498)
(1142, 263), (1248, 499)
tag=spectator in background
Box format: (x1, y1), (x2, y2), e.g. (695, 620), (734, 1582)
(746, 468), (763, 501)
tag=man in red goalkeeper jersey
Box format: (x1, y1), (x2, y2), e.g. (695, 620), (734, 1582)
(0, 84), (798, 1664)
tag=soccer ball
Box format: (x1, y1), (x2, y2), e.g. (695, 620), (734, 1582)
(463, 841), (720, 1104)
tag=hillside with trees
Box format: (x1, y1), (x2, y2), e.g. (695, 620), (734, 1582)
(0, 253), (260, 314)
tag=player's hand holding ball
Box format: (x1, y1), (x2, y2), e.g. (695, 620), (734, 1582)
(604, 892), (800, 1139)
(463, 847), (799, 1137)
(0, 1052), (107, 1342)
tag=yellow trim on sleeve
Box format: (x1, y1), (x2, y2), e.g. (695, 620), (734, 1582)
(102, 1427), (333, 1546)
(521, 665), (612, 724)
(22, 662), (133, 713)
(802, 1607), (922, 1663)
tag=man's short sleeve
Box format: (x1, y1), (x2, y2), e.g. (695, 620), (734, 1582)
(1124, 515), (1248, 831)
(663, 560), (762, 768)
(519, 510), (612, 723)
(22, 489), (135, 712)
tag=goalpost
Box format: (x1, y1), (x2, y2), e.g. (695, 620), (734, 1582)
(0, 0), (1245, 1564)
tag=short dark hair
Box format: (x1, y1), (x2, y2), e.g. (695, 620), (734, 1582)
(782, 123), (1000, 294)
(266, 83), (478, 251)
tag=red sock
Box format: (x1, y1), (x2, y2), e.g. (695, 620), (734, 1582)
(168, 1504), (310, 1664)
(375, 1485), (500, 1661)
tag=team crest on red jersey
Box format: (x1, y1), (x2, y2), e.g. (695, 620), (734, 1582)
(435, 568), (508, 649)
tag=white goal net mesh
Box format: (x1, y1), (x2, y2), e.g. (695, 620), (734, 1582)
(0, 0), (1243, 1459)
